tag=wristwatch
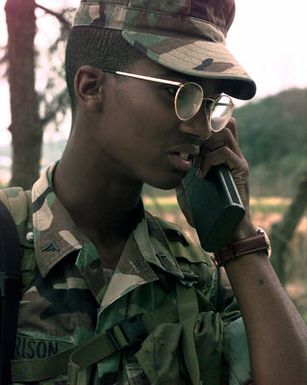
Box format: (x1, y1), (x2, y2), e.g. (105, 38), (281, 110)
(214, 227), (271, 267)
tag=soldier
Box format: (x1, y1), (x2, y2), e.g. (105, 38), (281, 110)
(3, 0), (307, 384)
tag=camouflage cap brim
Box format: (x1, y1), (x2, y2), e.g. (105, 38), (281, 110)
(122, 31), (256, 100)
(73, 0), (256, 100)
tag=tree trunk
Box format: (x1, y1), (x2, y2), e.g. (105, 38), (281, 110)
(270, 175), (307, 284)
(5, 0), (42, 189)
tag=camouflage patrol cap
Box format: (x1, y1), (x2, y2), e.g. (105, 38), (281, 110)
(73, 0), (256, 100)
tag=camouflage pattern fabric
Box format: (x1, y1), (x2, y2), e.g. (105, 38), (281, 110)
(72, 0), (256, 100)
(2, 162), (252, 385)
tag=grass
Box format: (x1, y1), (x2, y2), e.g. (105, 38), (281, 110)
(143, 194), (291, 215)
(250, 197), (290, 214)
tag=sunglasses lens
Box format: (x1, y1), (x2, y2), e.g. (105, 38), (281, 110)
(210, 95), (234, 132)
(175, 83), (203, 121)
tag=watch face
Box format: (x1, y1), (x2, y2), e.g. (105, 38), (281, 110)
(256, 227), (272, 258)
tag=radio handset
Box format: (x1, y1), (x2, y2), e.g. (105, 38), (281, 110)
(181, 165), (245, 252)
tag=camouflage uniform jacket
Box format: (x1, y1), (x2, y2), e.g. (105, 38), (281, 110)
(2, 163), (251, 385)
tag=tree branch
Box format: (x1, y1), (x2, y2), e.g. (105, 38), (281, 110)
(34, 2), (72, 31)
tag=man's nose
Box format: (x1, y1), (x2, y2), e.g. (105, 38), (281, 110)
(178, 109), (212, 141)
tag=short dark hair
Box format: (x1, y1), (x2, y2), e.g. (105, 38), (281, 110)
(65, 27), (144, 112)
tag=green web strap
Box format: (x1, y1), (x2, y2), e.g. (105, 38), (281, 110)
(11, 302), (178, 384)
(176, 282), (201, 385)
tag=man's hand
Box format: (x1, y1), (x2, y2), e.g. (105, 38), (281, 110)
(197, 118), (249, 209)
(177, 118), (255, 240)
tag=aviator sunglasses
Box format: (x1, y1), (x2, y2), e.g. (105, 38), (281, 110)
(103, 69), (234, 132)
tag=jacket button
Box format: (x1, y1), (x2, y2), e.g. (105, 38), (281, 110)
(26, 231), (34, 243)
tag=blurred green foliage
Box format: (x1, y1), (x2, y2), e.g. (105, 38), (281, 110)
(234, 88), (307, 196)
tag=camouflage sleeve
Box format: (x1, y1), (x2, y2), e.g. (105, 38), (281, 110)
(224, 317), (252, 385)
(206, 265), (252, 385)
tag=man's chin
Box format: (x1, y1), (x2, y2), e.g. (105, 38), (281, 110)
(146, 175), (183, 191)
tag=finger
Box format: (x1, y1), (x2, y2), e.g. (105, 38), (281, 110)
(201, 127), (242, 159)
(197, 145), (248, 178)
(226, 117), (239, 142)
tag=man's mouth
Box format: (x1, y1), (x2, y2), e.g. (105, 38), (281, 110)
(168, 146), (200, 172)
(176, 152), (195, 161)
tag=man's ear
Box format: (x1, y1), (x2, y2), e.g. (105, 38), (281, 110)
(74, 66), (105, 112)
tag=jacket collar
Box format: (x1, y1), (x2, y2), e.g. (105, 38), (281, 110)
(31, 162), (185, 303)
(31, 162), (87, 277)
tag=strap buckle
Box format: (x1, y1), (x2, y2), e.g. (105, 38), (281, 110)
(107, 314), (147, 350)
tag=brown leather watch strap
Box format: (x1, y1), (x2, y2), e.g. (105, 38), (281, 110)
(214, 228), (271, 267)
